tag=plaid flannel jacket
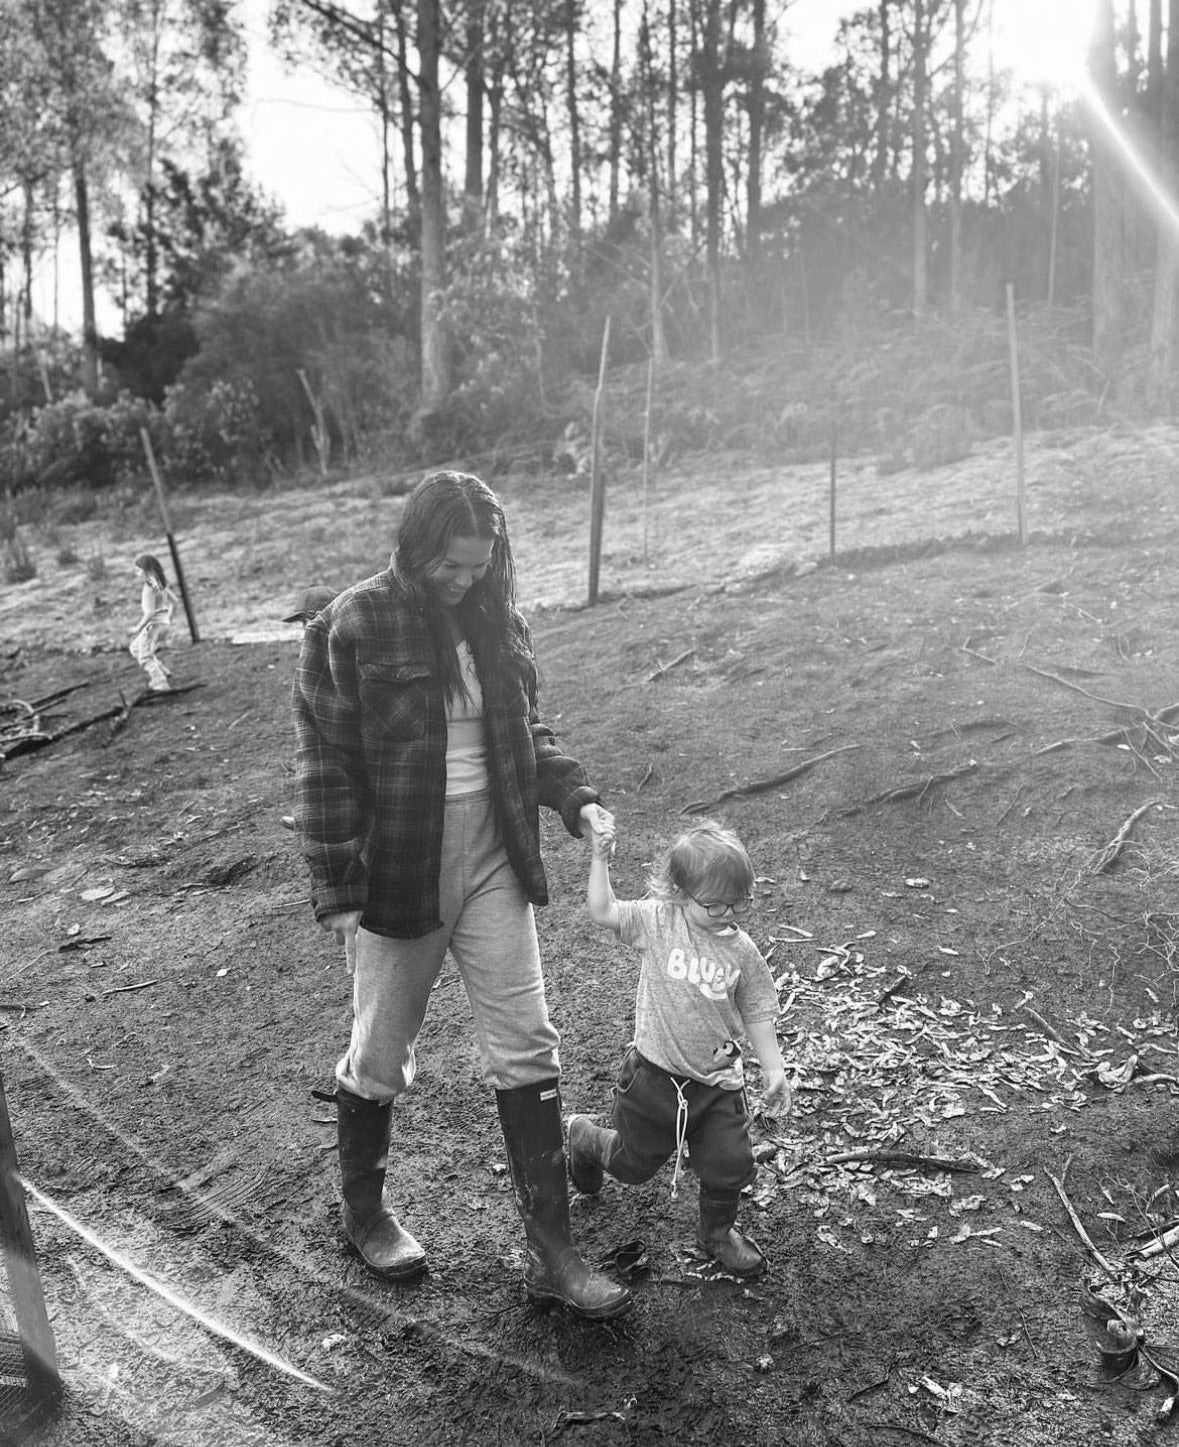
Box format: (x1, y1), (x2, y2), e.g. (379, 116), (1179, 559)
(292, 568), (599, 939)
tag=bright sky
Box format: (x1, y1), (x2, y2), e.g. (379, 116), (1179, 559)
(241, 0), (1098, 236)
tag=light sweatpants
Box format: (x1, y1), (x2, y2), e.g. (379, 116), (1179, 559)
(336, 789), (560, 1102)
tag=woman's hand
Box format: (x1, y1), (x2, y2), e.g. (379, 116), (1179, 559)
(320, 910), (361, 975)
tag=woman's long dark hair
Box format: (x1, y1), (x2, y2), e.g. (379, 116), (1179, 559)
(393, 470), (530, 703)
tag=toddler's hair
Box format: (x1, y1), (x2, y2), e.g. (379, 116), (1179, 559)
(134, 553), (167, 588)
(647, 818), (754, 903)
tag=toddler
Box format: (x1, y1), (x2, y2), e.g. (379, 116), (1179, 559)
(569, 817), (791, 1278)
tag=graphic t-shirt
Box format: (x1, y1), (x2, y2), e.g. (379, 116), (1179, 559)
(617, 898), (779, 1089)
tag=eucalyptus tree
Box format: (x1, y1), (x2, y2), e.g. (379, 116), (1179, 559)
(18, 0), (130, 394)
(1148, 0), (1179, 410)
(118, 0), (246, 321)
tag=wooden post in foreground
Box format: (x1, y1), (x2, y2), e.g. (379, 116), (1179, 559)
(829, 420), (838, 558)
(588, 315), (612, 606)
(140, 429), (200, 642)
(1005, 284), (1028, 546)
(641, 355), (654, 564)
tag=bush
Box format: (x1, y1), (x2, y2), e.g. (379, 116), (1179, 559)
(161, 376), (273, 485)
(16, 391), (161, 492)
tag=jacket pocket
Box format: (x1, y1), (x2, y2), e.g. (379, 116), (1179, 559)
(359, 660), (432, 743)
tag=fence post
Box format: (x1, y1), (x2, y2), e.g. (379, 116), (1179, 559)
(1005, 283), (1029, 546)
(587, 316), (612, 607)
(140, 429), (201, 642)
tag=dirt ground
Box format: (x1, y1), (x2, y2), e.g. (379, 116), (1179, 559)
(3, 425), (1179, 1446)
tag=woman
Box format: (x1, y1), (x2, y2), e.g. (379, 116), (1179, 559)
(292, 470), (630, 1321)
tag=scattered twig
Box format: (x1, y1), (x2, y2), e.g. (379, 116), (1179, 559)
(637, 763), (655, 791)
(1021, 663), (1148, 715)
(865, 1423), (942, 1445)
(100, 980), (159, 997)
(683, 744), (861, 815)
(847, 1358), (895, 1402)
(822, 1149), (979, 1173)
(959, 641), (998, 665)
(646, 648), (695, 682)
(834, 761), (978, 819)
(1046, 1167), (1121, 1279)
(1091, 800), (1163, 874)
(552, 1397), (637, 1433)
(1016, 998), (1081, 1054)
(1134, 1223), (1179, 1261)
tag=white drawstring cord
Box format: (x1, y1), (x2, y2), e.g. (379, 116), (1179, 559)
(670, 1078), (690, 1200)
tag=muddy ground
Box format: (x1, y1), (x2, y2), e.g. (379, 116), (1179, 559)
(2, 426), (1179, 1446)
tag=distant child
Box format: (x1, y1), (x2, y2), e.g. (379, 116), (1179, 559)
(569, 818), (791, 1279)
(128, 552), (176, 692)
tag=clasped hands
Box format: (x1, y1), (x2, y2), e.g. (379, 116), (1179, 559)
(320, 803), (617, 974)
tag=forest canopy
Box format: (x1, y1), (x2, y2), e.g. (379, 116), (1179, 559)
(0, 0), (1171, 495)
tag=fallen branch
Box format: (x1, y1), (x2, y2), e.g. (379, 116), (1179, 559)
(1133, 1222), (1179, 1261)
(101, 979), (159, 997)
(1091, 799), (1163, 874)
(1017, 999), (1079, 1053)
(683, 744), (861, 815)
(646, 648), (695, 682)
(864, 1423), (943, 1446)
(1046, 1168), (1121, 1279)
(1022, 663), (1147, 715)
(822, 1149), (979, 1173)
(834, 760), (978, 819)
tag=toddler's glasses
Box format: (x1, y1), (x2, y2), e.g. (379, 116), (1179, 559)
(688, 893), (754, 919)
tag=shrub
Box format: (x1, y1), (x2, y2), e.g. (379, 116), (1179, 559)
(18, 391), (161, 492)
(4, 530), (35, 583)
(161, 376), (272, 485)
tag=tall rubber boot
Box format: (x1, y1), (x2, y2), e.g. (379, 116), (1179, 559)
(336, 1087), (427, 1281)
(566, 1114), (620, 1196)
(144, 658), (171, 692)
(696, 1189), (766, 1279)
(496, 1081), (632, 1320)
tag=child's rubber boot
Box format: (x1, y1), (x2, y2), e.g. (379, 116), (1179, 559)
(565, 1114), (620, 1196)
(697, 1189), (767, 1278)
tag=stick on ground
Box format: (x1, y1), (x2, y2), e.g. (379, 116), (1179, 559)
(1091, 799), (1162, 874)
(682, 744), (861, 815)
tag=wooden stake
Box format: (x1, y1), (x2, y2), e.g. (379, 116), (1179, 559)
(1006, 283), (1028, 545)
(140, 429), (200, 644)
(829, 419), (838, 558)
(641, 355), (654, 564)
(587, 316), (612, 606)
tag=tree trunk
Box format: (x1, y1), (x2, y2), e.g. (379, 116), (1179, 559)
(702, 0), (723, 360)
(873, 0), (892, 186)
(74, 161), (99, 395)
(464, 2), (484, 231)
(608, 0), (623, 221)
(1090, 0), (1126, 367)
(948, 0), (965, 311)
(745, 0), (765, 276)
(912, 0), (929, 316)
(1148, 0), (1179, 412)
(641, 0), (667, 364)
(666, 0), (678, 229)
(564, 0), (582, 258)
(417, 0), (449, 414)
(394, 2), (420, 220)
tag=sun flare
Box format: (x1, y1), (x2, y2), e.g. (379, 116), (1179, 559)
(992, 0), (1097, 91)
